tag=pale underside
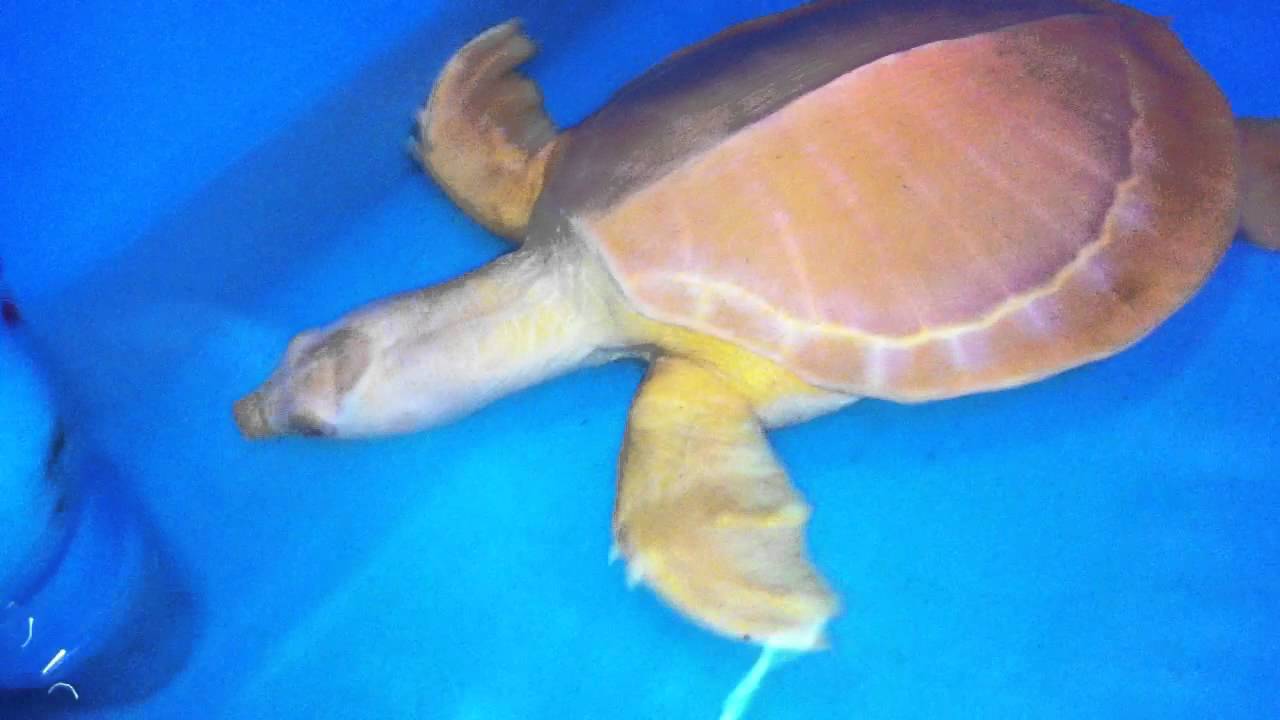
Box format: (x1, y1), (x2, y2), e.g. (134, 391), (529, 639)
(583, 13), (1238, 400)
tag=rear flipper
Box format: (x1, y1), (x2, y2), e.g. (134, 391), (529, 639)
(1239, 118), (1280, 250)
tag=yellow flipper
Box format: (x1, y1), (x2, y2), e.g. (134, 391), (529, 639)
(414, 21), (558, 240)
(613, 356), (838, 651)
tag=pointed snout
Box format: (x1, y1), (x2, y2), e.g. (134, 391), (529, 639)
(232, 390), (276, 439)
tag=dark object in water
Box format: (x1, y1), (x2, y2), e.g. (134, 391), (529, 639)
(2, 299), (22, 327)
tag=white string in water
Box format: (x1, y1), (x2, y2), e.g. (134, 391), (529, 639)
(41, 648), (67, 675)
(719, 645), (801, 720)
(47, 682), (80, 700)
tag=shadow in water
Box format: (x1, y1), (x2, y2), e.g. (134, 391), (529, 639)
(65, 495), (199, 709)
(0, 456), (199, 717)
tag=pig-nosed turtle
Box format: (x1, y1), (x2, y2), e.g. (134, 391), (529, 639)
(234, 0), (1279, 655)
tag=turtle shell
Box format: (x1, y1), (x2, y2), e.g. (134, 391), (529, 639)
(539, 0), (1240, 401)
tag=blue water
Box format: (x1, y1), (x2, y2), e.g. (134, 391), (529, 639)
(2, 1), (1277, 718)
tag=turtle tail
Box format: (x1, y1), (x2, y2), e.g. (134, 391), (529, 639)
(1238, 118), (1280, 251)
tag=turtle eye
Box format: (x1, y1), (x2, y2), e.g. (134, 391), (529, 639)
(290, 412), (335, 438)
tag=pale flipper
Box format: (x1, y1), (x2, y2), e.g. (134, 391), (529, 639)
(1239, 118), (1280, 250)
(413, 21), (559, 240)
(613, 356), (838, 648)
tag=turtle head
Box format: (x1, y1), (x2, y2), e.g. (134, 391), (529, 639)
(233, 326), (374, 440)
(233, 246), (619, 442)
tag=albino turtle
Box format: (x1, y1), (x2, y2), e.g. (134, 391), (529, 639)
(234, 0), (1279, 658)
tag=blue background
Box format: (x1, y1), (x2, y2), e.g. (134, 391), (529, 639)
(1, 1), (1277, 718)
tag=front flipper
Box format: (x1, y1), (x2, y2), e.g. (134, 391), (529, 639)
(413, 21), (559, 240)
(613, 357), (838, 651)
